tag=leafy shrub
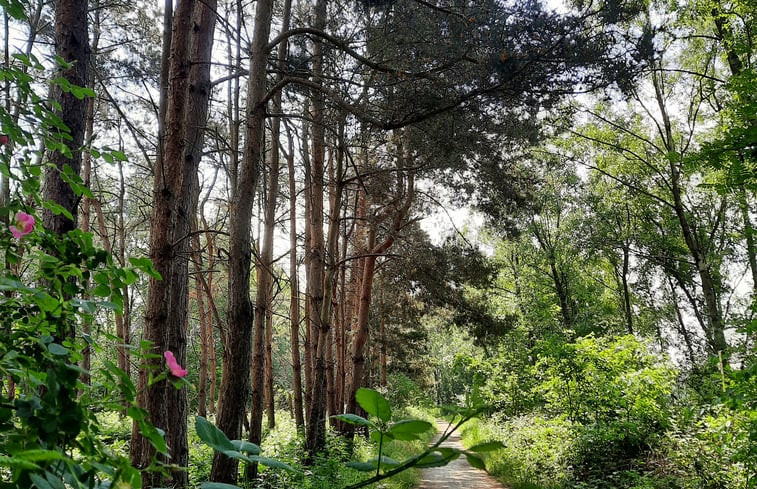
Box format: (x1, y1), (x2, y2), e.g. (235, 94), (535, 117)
(386, 372), (432, 408)
(462, 414), (575, 488)
(655, 405), (753, 489)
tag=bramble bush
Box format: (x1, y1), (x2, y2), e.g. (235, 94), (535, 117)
(0, 47), (177, 487)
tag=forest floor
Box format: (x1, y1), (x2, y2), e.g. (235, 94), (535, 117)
(415, 420), (509, 489)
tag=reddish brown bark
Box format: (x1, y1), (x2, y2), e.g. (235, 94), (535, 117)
(131, 0), (216, 485)
(211, 0), (273, 481)
(43, 0), (89, 237)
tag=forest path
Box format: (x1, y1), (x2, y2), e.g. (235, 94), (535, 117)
(415, 420), (509, 489)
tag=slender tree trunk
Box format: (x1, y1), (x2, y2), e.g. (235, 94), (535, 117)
(345, 138), (414, 433)
(305, 17), (344, 449)
(132, 0), (216, 485)
(302, 116), (314, 426)
(265, 297), (276, 429)
(667, 276), (698, 364)
(202, 215), (218, 415)
(651, 68), (727, 355)
(78, 1), (100, 386)
(247, 0), (291, 473)
(286, 126), (305, 429)
(211, 0), (273, 481)
(193, 220), (209, 418)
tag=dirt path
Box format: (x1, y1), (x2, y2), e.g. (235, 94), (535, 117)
(416, 420), (509, 489)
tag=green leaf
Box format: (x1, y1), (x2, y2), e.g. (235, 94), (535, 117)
(389, 419), (433, 440)
(230, 439), (261, 455)
(35, 292), (61, 313)
(468, 441), (504, 452)
(370, 455), (399, 468)
(129, 257), (162, 280)
(370, 430), (394, 444)
(0, 455), (40, 470)
(195, 416), (235, 452)
(47, 343), (69, 356)
(29, 474), (55, 489)
(331, 413), (376, 428)
(355, 387), (391, 422)
(346, 461), (376, 472)
(415, 448), (459, 468)
(70, 85), (95, 100)
(93, 271), (110, 285)
(3, 0), (25, 19)
(465, 453), (486, 470)
(92, 284), (111, 297)
(130, 407), (168, 455)
(256, 456), (299, 473)
(42, 199), (74, 221)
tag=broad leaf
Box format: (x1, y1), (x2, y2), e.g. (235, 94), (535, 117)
(231, 439), (261, 455)
(370, 430), (394, 444)
(389, 419), (434, 440)
(195, 416), (235, 452)
(468, 441), (504, 452)
(346, 461), (376, 472)
(332, 413), (376, 429)
(355, 388), (391, 422)
(415, 448), (459, 468)
(256, 456), (300, 473)
(369, 455), (399, 468)
(466, 453), (486, 470)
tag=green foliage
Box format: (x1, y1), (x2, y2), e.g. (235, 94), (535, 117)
(0, 55), (174, 488)
(458, 336), (681, 489)
(537, 335), (676, 435)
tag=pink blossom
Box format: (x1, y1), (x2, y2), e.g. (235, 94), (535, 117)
(10, 211), (35, 239)
(164, 350), (187, 378)
(0, 135), (8, 145)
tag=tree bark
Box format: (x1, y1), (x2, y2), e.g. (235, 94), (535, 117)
(345, 136), (414, 434)
(286, 126), (305, 429)
(132, 0), (216, 485)
(651, 68), (727, 355)
(211, 0), (273, 481)
(43, 0), (89, 237)
(304, 0), (329, 457)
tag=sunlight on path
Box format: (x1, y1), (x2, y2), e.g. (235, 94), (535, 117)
(416, 420), (510, 489)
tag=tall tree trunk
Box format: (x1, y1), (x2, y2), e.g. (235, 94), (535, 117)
(43, 0), (89, 237)
(132, 0), (216, 485)
(246, 0), (291, 473)
(211, 0), (273, 481)
(305, 7), (339, 449)
(79, 0), (100, 386)
(345, 137), (414, 433)
(265, 297), (276, 429)
(620, 240), (633, 334)
(286, 126), (305, 429)
(303, 0), (329, 447)
(302, 115), (313, 426)
(193, 220), (209, 418)
(651, 68), (727, 355)
(202, 214), (218, 415)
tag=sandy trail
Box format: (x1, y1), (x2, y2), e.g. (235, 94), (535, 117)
(415, 420), (509, 489)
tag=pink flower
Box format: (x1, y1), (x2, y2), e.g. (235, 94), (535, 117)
(164, 351), (187, 378)
(10, 211), (35, 239)
(0, 135), (8, 145)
